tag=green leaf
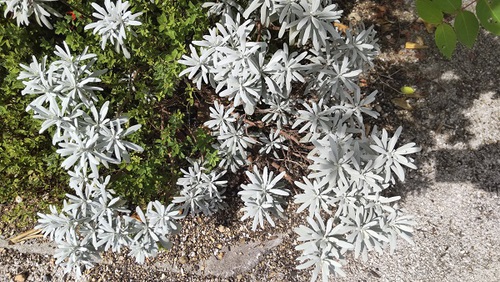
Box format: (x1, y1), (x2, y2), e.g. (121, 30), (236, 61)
(417, 0), (444, 24)
(435, 0), (462, 13)
(454, 10), (479, 48)
(476, 0), (500, 35)
(435, 23), (457, 59)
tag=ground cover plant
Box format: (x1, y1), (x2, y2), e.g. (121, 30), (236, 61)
(2, 0), (422, 281)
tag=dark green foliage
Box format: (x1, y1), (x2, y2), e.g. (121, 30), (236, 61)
(416, 0), (500, 59)
(0, 0), (213, 228)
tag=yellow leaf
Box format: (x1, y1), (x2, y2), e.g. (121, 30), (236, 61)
(401, 86), (416, 95)
(334, 22), (349, 34)
(405, 42), (428, 49)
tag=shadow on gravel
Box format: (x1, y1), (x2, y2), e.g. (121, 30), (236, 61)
(433, 144), (500, 193)
(361, 0), (500, 199)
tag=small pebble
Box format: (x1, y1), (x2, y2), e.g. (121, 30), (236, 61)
(179, 256), (188, 264)
(216, 252), (224, 260)
(14, 273), (27, 282)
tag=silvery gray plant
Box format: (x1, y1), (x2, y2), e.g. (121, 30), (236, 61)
(12, 0), (422, 280)
(172, 158), (228, 216)
(239, 166), (289, 231)
(84, 0), (143, 58)
(18, 41), (181, 276)
(0, 0), (142, 58)
(179, 0), (421, 281)
(0, 0), (61, 29)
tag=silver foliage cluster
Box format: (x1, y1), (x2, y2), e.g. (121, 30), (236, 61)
(9, 0), (423, 280)
(0, 0), (61, 29)
(18, 41), (142, 176)
(37, 176), (181, 275)
(203, 101), (255, 173)
(172, 158), (228, 216)
(1, 0), (142, 58)
(18, 42), (180, 276)
(239, 166), (289, 230)
(179, 1), (421, 281)
(293, 125), (419, 280)
(84, 0), (143, 58)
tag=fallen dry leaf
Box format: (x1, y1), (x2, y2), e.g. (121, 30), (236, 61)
(416, 36), (425, 45)
(334, 22), (349, 34)
(405, 42), (428, 49)
(8, 229), (42, 244)
(392, 97), (413, 110)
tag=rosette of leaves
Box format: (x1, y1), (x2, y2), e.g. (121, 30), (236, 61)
(258, 128), (289, 159)
(294, 176), (332, 219)
(238, 166), (289, 230)
(203, 100), (237, 134)
(294, 216), (353, 281)
(84, 0), (143, 58)
(292, 99), (336, 137)
(260, 94), (294, 129)
(173, 159), (228, 216)
(262, 43), (308, 96)
(215, 119), (257, 172)
(285, 0), (343, 51)
(338, 24), (379, 69)
(369, 126), (421, 183)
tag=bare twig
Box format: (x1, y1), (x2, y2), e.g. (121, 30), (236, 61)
(8, 229), (42, 244)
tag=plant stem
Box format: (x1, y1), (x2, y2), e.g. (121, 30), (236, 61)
(462, 0), (477, 11)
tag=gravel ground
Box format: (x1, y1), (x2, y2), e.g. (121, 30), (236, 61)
(1, 0), (499, 281)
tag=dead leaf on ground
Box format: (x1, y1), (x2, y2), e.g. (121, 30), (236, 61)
(392, 97), (413, 110)
(8, 229), (42, 244)
(405, 42), (428, 49)
(334, 22), (349, 34)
